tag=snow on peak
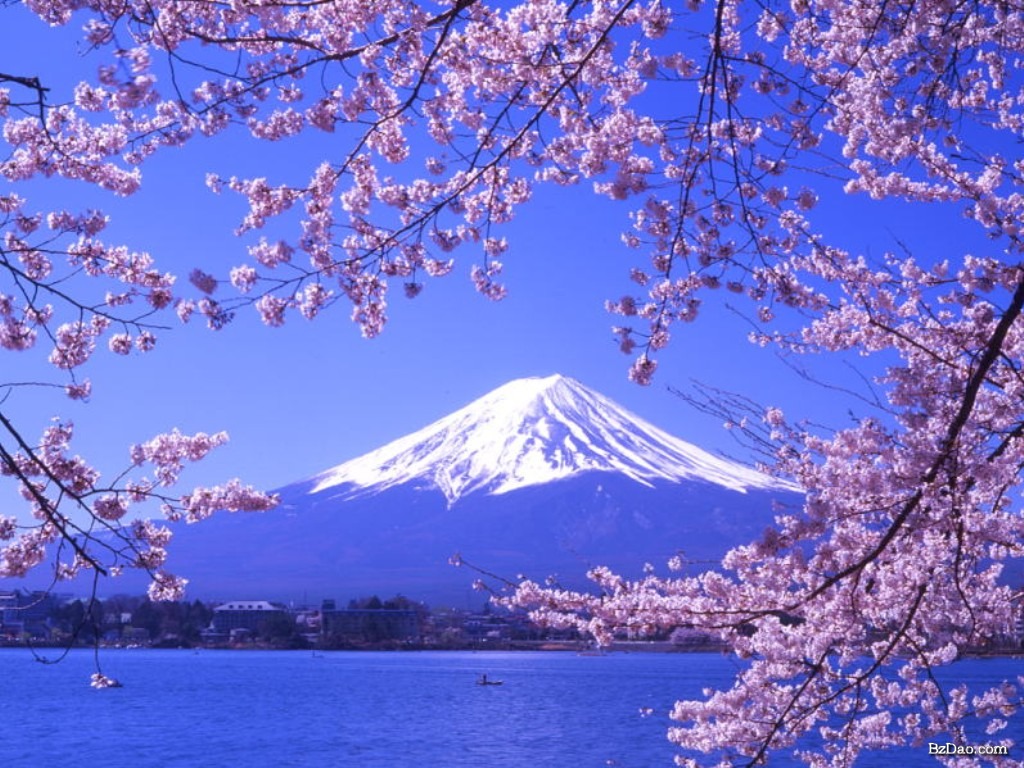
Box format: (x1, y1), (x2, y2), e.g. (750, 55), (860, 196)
(309, 374), (788, 504)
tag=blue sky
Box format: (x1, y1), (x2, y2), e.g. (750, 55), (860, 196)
(0, 4), (997, 516)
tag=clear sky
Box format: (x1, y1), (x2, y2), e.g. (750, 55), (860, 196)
(0, 5), (997, 516)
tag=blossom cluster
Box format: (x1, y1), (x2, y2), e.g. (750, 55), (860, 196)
(0, 418), (277, 601)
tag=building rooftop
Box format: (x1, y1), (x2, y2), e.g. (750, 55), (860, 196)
(215, 601), (282, 612)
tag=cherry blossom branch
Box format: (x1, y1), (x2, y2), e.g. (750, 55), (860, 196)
(801, 270), (1024, 606)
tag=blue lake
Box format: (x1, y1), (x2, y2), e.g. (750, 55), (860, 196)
(1, 648), (1021, 766)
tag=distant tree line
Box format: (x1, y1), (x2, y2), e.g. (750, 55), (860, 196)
(3, 590), (593, 650)
(3, 591), (438, 648)
(1, 592), (214, 647)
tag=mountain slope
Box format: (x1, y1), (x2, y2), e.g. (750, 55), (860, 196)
(164, 471), (799, 604)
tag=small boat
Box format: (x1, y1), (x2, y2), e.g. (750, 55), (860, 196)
(477, 675), (503, 686)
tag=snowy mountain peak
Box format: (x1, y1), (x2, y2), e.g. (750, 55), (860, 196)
(309, 375), (788, 504)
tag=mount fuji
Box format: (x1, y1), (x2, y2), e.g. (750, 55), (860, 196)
(141, 376), (802, 604)
(309, 374), (785, 504)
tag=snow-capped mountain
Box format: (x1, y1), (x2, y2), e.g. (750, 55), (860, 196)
(308, 374), (785, 504)
(38, 375), (800, 604)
